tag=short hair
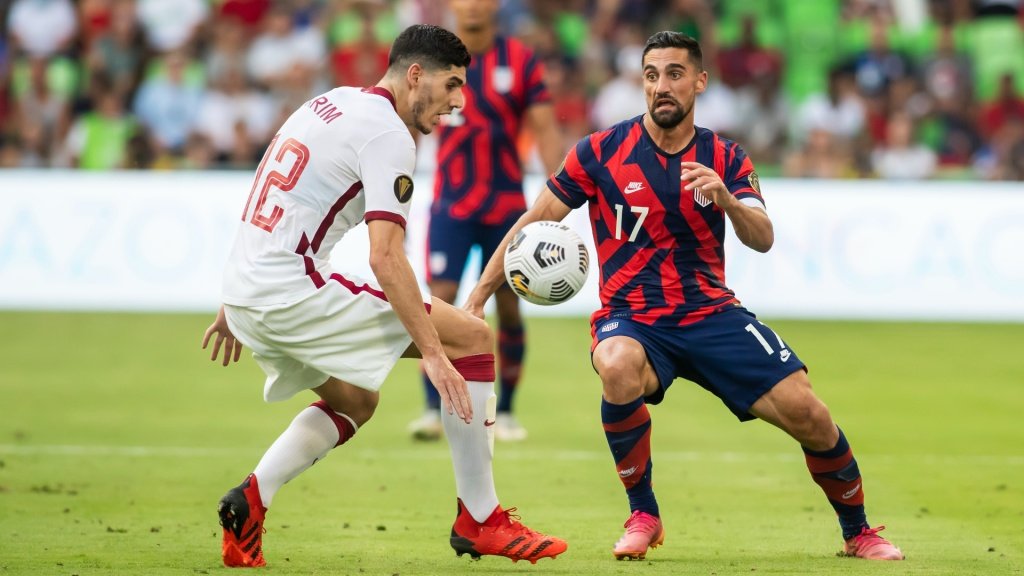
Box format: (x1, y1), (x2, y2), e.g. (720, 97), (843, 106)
(642, 31), (703, 70)
(388, 24), (472, 73)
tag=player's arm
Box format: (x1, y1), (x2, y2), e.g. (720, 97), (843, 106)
(526, 103), (565, 175)
(463, 188), (572, 318)
(367, 220), (473, 423)
(681, 161), (774, 253)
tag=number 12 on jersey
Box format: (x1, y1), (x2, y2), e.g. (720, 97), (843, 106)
(242, 135), (311, 233)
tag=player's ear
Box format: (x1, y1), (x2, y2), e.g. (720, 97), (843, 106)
(695, 70), (708, 95)
(406, 62), (423, 89)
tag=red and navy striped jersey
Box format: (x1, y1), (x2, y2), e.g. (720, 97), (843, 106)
(547, 117), (765, 326)
(434, 36), (549, 225)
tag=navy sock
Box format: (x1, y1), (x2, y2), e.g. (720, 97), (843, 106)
(496, 324), (524, 413)
(602, 397), (658, 517)
(804, 427), (868, 540)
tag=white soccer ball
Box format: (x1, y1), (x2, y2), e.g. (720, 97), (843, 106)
(503, 221), (589, 306)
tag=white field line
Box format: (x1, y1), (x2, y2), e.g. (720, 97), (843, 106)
(0, 444), (1022, 465)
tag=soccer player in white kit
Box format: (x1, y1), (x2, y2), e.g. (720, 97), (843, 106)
(201, 24), (567, 568)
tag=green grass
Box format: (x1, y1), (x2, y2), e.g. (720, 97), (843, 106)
(0, 312), (1022, 575)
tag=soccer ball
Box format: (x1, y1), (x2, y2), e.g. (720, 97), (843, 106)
(503, 221), (589, 306)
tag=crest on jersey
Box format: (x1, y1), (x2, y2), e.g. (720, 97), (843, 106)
(748, 171), (761, 194)
(694, 188), (712, 208)
(492, 66), (513, 93)
(394, 175), (414, 203)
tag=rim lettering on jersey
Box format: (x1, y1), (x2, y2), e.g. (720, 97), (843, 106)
(394, 175), (414, 203)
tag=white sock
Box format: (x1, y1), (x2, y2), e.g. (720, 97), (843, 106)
(252, 403), (357, 508)
(442, 380), (499, 523)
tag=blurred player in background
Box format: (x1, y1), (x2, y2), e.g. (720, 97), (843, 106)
(464, 31), (904, 562)
(408, 0), (564, 442)
(202, 24), (566, 567)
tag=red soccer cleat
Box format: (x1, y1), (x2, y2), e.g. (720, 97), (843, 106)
(218, 474), (267, 567)
(842, 525), (904, 560)
(613, 510), (665, 560)
(450, 499), (567, 563)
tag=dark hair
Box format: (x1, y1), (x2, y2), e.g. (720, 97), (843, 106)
(388, 24), (472, 73)
(642, 31), (703, 70)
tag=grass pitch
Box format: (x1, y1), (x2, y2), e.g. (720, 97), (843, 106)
(0, 312), (1021, 575)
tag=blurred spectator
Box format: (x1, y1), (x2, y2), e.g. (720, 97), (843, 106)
(181, 131), (217, 169)
(205, 17), (249, 82)
(733, 73), (789, 166)
(12, 58), (71, 164)
(716, 14), (782, 91)
(919, 22), (973, 108)
(783, 128), (855, 178)
(543, 57), (589, 145)
(872, 111), (937, 179)
(85, 0), (144, 98)
(794, 66), (865, 143)
(132, 52), (205, 154)
(247, 6), (324, 93)
(219, 0), (272, 33)
(850, 15), (914, 97)
(136, 0), (209, 52)
(65, 77), (137, 169)
(6, 0), (77, 58)
(978, 72), (1024, 139)
(330, 0), (391, 87)
(590, 43), (645, 128)
(193, 66), (275, 166)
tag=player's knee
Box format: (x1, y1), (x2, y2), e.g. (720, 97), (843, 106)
(594, 344), (647, 402)
(787, 397), (834, 445)
(463, 313), (494, 355)
(341, 392), (379, 427)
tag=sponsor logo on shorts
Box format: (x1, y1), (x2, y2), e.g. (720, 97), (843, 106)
(780, 349), (791, 362)
(601, 321), (619, 333)
(483, 419), (496, 427)
(394, 174), (414, 203)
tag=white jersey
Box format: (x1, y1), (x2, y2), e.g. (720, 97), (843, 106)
(223, 87), (416, 306)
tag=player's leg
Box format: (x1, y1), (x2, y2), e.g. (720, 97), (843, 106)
(406, 299), (566, 562)
(592, 320), (669, 560)
(482, 214), (528, 440)
(411, 212), (475, 440)
(493, 287), (527, 440)
(749, 370), (904, 560)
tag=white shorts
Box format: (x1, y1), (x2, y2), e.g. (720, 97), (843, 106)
(224, 273), (428, 402)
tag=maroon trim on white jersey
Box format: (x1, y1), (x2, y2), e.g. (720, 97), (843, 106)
(327, 272), (389, 300)
(296, 182), (364, 288)
(365, 210), (407, 229)
(361, 86), (397, 111)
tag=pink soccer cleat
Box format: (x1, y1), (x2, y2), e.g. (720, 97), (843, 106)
(842, 525), (904, 560)
(613, 510), (664, 560)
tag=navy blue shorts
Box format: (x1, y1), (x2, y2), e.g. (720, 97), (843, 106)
(427, 210), (521, 283)
(593, 306), (807, 421)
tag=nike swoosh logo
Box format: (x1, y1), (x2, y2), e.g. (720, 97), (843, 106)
(483, 419), (496, 427)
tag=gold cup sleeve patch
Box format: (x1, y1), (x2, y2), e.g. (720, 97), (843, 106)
(394, 175), (414, 203)
(748, 171), (761, 195)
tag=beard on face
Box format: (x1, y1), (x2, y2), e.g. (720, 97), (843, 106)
(411, 91), (435, 134)
(649, 95), (688, 129)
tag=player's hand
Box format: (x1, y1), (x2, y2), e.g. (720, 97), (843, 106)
(680, 161), (732, 208)
(423, 352), (473, 424)
(463, 297), (486, 320)
(202, 306), (243, 367)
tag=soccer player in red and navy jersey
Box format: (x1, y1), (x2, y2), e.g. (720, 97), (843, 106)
(409, 0), (564, 442)
(465, 32), (904, 562)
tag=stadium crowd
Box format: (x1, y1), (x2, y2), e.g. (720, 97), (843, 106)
(1, 0), (1022, 179)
